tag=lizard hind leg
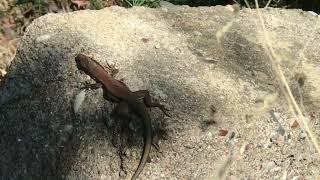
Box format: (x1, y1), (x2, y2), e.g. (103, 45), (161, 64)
(114, 101), (160, 151)
(133, 90), (170, 117)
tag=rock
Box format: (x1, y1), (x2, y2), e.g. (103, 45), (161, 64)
(0, 5), (319, 179)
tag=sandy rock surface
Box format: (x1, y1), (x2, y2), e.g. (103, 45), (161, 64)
(0, 5), (319, 179)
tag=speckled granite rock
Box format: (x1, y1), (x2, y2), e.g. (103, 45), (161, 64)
(0, 5), (319, 179)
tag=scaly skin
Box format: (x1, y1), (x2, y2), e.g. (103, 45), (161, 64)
(75, 54), (168, 180)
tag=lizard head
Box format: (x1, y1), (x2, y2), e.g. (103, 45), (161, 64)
(75, 54), (91, 72)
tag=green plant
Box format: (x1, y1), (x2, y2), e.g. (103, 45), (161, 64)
(89, 0), (104, 10)
(34, 0), (45, 12)
(15, 0), (29, 5)
(0, 11), (4, 17)
(125, 0), (146, 7)
(125, 0), (161, 7)
(15, 0), (46, 13)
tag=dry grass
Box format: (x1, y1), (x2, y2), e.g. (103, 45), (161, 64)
(249, 0), (320, 154)
(214, 1), (319, 178)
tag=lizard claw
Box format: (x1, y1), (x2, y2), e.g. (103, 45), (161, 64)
(159, 105), (171, 117)
(81, 82), (102, 90)
(152, 142), (160, 152)
(104, 63), (119, 77)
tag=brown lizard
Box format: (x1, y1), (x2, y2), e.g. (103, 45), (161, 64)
(75, 54), (169, 180)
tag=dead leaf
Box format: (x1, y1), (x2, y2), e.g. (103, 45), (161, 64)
(219, 129), (228, 136)
(291, 120), (300, 129)
(141, 38), (150, 43)
(71, 0), (89, 8)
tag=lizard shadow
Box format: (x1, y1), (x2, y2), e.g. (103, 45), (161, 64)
(104, 99), (169, 152)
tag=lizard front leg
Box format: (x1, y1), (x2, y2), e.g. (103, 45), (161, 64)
(104, 62), (119, 77)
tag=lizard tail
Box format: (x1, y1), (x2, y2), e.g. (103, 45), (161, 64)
(131, 105), (152, 180)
